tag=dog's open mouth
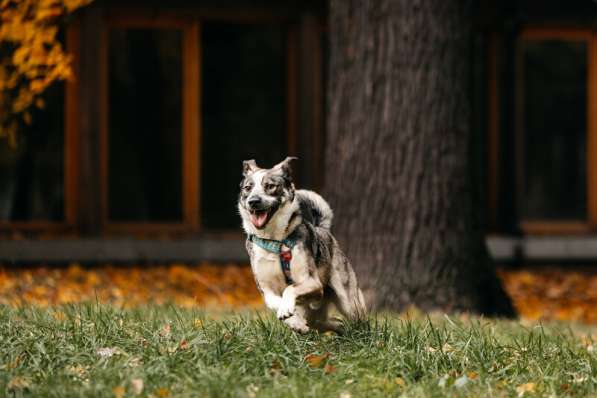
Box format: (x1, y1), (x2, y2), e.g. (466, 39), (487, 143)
(250, 209), (270, 229)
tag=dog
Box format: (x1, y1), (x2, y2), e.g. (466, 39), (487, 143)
(238, 157), (366, 333)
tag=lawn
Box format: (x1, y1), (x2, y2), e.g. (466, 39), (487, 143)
(0, 305), (595, 397)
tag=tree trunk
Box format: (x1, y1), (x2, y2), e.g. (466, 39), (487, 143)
(325, 0), (514, 316)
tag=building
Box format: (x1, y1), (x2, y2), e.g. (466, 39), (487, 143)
(1, 0), (596, 263)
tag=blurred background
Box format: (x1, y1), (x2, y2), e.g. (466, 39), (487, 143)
(0, 0), (596, 323)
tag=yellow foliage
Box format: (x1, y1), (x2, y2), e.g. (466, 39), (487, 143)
(0, 0), (93, 145)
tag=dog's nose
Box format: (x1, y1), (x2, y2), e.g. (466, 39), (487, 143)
(248, 197), (262, 208)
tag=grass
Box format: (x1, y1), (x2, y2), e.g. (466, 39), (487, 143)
(0, 305), (595, 397)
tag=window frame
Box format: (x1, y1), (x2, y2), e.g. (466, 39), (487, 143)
(0, 23), (80, 233)
(514, 27), (597, 235)
(99, 12), (300, 236)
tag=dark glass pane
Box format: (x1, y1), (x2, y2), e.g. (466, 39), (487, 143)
(0, 83), (64, 221)
(201, 23), (287, 230)
(108, 29), (182, 222)
(521, 40), (587, 220)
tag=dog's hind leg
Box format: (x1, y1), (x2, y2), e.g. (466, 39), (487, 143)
(329, 272), (367, 321)
(306, 294), (343, 333)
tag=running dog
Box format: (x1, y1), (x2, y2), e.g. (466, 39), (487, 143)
(238, 157), (366, 333)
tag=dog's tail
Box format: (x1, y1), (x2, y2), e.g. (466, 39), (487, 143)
(296, 190), (333, 230)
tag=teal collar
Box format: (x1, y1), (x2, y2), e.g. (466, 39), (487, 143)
(248, 235), (297, 253)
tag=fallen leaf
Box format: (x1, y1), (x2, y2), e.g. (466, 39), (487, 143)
(159, 324), (171, 338)
(573, 374), (588, 384)
(394, 377), (405, 387)
(179, 339), (189, 350)
(516, 382), (536, 396)
(560, 383), (570, 391)
(130, 378), (144, 395)
(246, 383), (259, 398)
(97, 347), (121, 358)
(305, 352), (330, 368)
(192, 319), (203, 328)
(155, 387), (170, 398)
(112, 386), (125, 398)
(323, 363), (336, 374)
(269, 359), (283, 376)
(53, 311), (66, 321)
(454, 375), (468, 388)
(438, 374), (449, 388)
(467, 371), (478, 380)
(7, 376), (31, 390)
(345, 379), (354, 385)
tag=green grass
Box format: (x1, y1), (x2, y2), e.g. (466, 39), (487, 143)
(0, 305), (595, 397)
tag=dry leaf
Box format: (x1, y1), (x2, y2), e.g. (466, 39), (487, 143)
(467, 371), (478, 380)
(179, 339), (189, 350)
(155, 387), (170, 398)
(454, 375), (468, 388)
(246, 383), (259, 398)
(193, 319), (203, 328)
(516, 382), (536, 396)
(53, 311), (66, 321)
(7, 376), (31, 390)
(305, 352), (330, 368)
(269, 359), (282, 376)
(112, 386), (125, 398)
(97, 347), (121, 358)
(394, 377), (405, 387)
(130, 378), (144, 395)
(442, 343), (454, 352)
(323, 363), (336, 374)
(159, 324), (171, 338)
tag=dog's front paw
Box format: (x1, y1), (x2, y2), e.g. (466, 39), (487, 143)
(284, 315), (309, 334)
(277, 297), (295, 320)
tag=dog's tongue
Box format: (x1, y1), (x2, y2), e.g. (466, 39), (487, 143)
(251, 211), (268, 228)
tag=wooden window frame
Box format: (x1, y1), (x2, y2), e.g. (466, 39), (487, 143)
(513, 27), (597, 235)
(0, 23), (80, 233)
(99, 12), (300, 236)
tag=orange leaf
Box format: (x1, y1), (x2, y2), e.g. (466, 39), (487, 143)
(305, 352), (330, 368)
(112, 386), (125, 398)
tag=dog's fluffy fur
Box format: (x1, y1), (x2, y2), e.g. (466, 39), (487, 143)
(238, 157), (366, 333)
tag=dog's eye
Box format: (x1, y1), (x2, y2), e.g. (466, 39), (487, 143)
(243, 185), (252, 192)
(264, 183), (276, 191)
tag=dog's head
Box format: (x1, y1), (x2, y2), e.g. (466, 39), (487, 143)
(238, 157), (296, 229)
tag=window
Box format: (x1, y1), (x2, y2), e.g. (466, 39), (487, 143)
(0, 26), (79, 232)
(101, 18), (199, 233)
(101, 15), (301, 234)
(514, 28), (597, 234)
(107, 28), (184, 222)
(519, 38), (587, 221)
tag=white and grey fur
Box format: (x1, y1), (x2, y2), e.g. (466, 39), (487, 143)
(238, 157), (366, 333)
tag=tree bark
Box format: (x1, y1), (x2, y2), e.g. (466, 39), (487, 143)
(325, 0), (514, 316)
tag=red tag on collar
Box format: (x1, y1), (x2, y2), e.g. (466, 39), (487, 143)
(280, 250), (292, 262)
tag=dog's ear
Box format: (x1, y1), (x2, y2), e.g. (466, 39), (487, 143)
(242, 159), (259, 176)
(273, 156), (297, 179)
